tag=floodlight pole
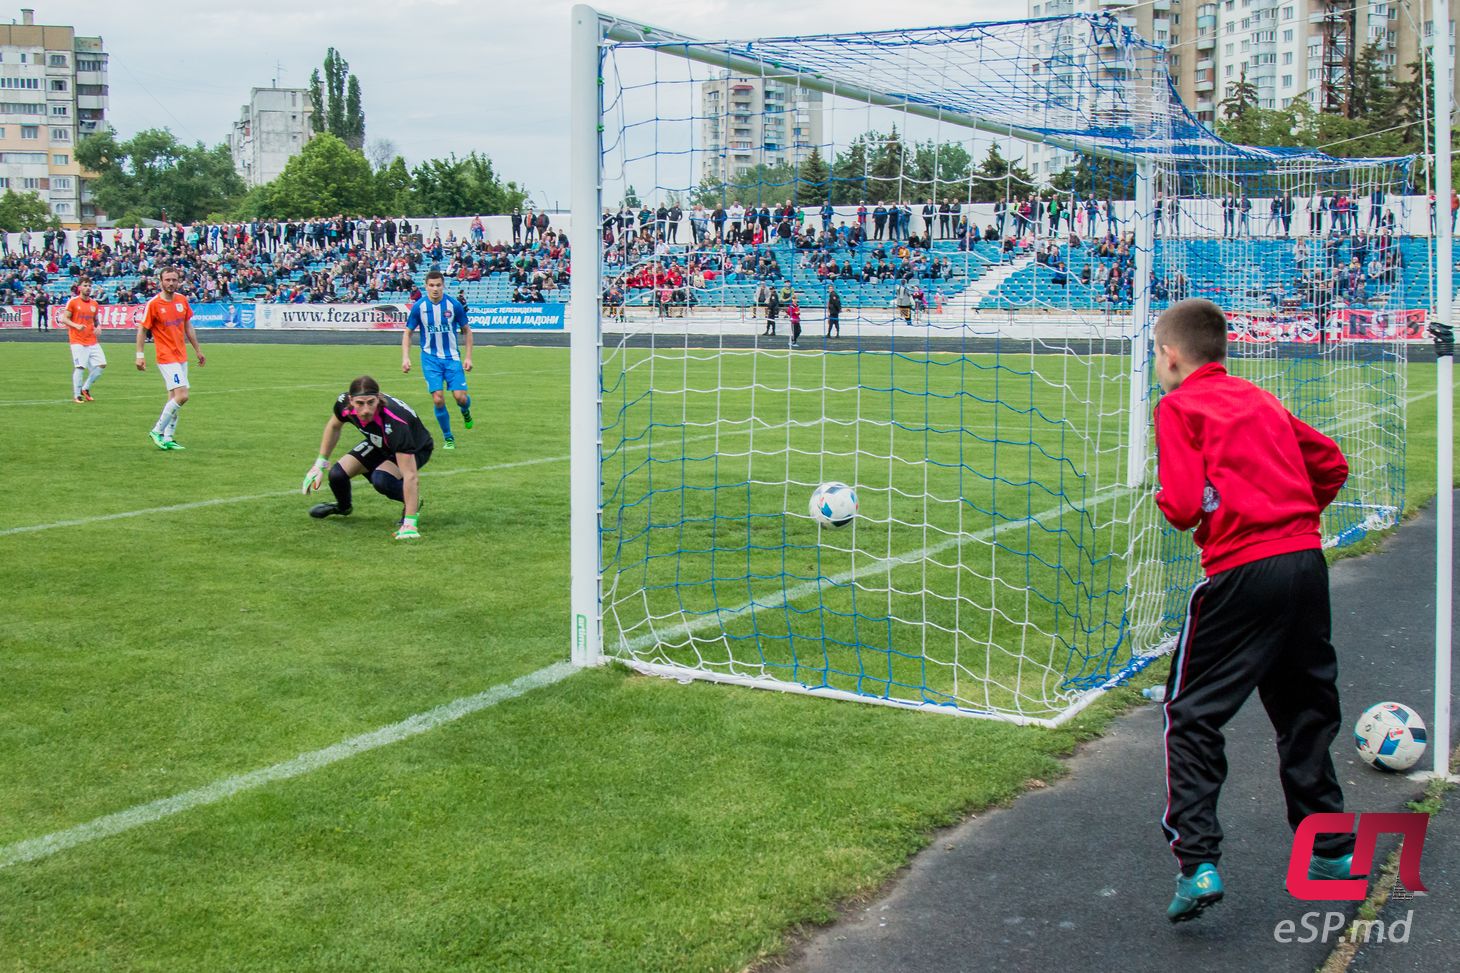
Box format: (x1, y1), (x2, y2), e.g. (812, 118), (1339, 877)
(1430, 0), (1455, 780)
(1127, 161), (1155, 488)
(570, 4), (605, 668)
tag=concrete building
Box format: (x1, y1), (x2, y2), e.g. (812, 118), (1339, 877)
(1026, 0), (1459, 183)
(0, 7), (107, 227)
(1025, 0), (1168, 184)
(698, 72), (825, 187)
(228, 86), (313, 188)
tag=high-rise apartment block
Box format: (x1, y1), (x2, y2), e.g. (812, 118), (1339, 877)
(698, 72), (825, 187)
(0, 8), (107, 226)
(1027, 0), (1458, 184)
(228, 86), (314, 188)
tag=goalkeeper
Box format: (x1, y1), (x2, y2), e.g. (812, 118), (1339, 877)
(301, 375), (434, 540)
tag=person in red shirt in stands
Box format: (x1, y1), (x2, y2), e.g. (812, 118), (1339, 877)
(1151, 298), (1356, 923)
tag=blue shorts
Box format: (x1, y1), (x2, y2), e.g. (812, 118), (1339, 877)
(421, 353), (468, 392)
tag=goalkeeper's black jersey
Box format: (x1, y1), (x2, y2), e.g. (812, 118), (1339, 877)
(332, 393), (433, 455)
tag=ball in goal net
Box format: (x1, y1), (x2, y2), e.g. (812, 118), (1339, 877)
(567, 8), (1412, 725)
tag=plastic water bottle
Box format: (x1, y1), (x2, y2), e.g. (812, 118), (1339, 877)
(1142, 686), (1167, 702)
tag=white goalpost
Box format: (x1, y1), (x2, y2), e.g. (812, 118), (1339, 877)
(1428, 0), (1454, 780)
(570, 6), (1417, 727)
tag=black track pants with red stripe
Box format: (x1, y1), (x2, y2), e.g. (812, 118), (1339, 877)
(1160, 548), (1355, 869)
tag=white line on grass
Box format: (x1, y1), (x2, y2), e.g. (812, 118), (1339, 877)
(0, 661), (577, 870)
(7, 380), (1441, 540)
(617, 382), (1448, 653)
(622, 483), (1130, 652)
(0, 382), (344, 407)
(0, 419), (827, 538)
(0, 386), (1442, 862)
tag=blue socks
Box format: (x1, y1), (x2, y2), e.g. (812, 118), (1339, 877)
(460, 394), (472, 416)
(434, 404), (453, 438)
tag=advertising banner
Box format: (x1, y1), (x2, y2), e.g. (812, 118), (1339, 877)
(255, 303), (407, 330)
(1227, 308), (1429, 343)
(191, 303), (256, 329)
(43, 302), (255, 330)
(466, 303), (566, 331)
(0, 305), (35, 329)
(253, 302), (566, 332)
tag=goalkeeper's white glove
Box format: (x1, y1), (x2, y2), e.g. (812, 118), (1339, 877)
(302, 457), (328, 494)
(394, 515), (420, 541)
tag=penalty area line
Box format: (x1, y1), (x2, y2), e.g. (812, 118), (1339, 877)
(0, 661), (578, 870)
(0, 419), (821, 538)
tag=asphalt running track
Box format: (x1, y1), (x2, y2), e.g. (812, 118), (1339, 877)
(781, 494), (1459, 973)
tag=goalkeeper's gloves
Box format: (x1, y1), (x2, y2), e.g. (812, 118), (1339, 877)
(302, 457), (328, 494)
(394, 515), (420, 541)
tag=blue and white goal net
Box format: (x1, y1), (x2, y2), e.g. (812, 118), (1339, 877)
(586, 12), (1412, 724)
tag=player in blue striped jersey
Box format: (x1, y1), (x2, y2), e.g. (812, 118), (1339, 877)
(402, 269), (473, 449)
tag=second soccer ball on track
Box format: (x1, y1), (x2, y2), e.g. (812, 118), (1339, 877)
(1354, 702), (1427, 773)
(809, 481), (858, 528)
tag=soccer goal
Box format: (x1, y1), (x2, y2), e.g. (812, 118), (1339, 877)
(568, 8), (1414, 725)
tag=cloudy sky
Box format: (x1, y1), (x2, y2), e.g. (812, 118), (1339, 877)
(33, 0), (1026, 204)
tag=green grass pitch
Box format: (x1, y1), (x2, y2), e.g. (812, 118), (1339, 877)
(0, 339), (1451, 971)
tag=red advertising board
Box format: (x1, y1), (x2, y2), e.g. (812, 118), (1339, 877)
(1227, 308), (1429, 343)
(0, 305), (35, 329)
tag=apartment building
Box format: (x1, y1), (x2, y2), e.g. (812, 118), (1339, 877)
(228, 86), (314, 188)
(698, 72), (825, 186)
(0, 7), (107, 227)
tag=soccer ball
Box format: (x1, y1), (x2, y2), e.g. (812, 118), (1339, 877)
(1354, 702), (1428, 772)
(809, 481), (858, 528)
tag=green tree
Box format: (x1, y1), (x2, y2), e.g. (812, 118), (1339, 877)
(1050, 153), (1137, 201)
(373, 156), (415, 214)
(307, 69), (324, 135)
(310, 48), (366, 150)
(829, 136), (870, 204)
(345, 76), (365, 149)
(75, 127), (245, 223)
(1221, 67), (1259, 122)
(1349, 42), (1393, 121)
(262, 133), (378, 217)
(410, 152), (527, 215)
(968, 144), (1033, 202)
(0, 189), (59, 231)
(793, 146), (830, 206)
(867, 127), (909, 203)
(904, 139), (972, 202)
(622, 185), (640, 208)
(1390, 56), (1431, 150)
(688, 163), (797, 207)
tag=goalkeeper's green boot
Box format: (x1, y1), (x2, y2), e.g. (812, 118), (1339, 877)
(148, 430), (168, 450)
(162, 439), (186, 450)
(1167, 863), (1223, 923)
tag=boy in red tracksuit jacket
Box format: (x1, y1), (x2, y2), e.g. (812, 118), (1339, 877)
(1151, 299), (1356, 922)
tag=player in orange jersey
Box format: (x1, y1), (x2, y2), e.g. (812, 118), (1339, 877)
(135, 267), (205, 450)
(61, 278), (104, 402)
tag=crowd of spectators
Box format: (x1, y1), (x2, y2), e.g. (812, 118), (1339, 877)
(0, 185), (1436, 315)
(0, 215), (576, 308)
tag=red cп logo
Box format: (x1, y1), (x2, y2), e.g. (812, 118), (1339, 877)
(1287, 813), (1430, 900)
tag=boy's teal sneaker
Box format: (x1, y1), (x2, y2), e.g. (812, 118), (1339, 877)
(1167, 863), (1224, 923)
(1309, 853), (1359, 882)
